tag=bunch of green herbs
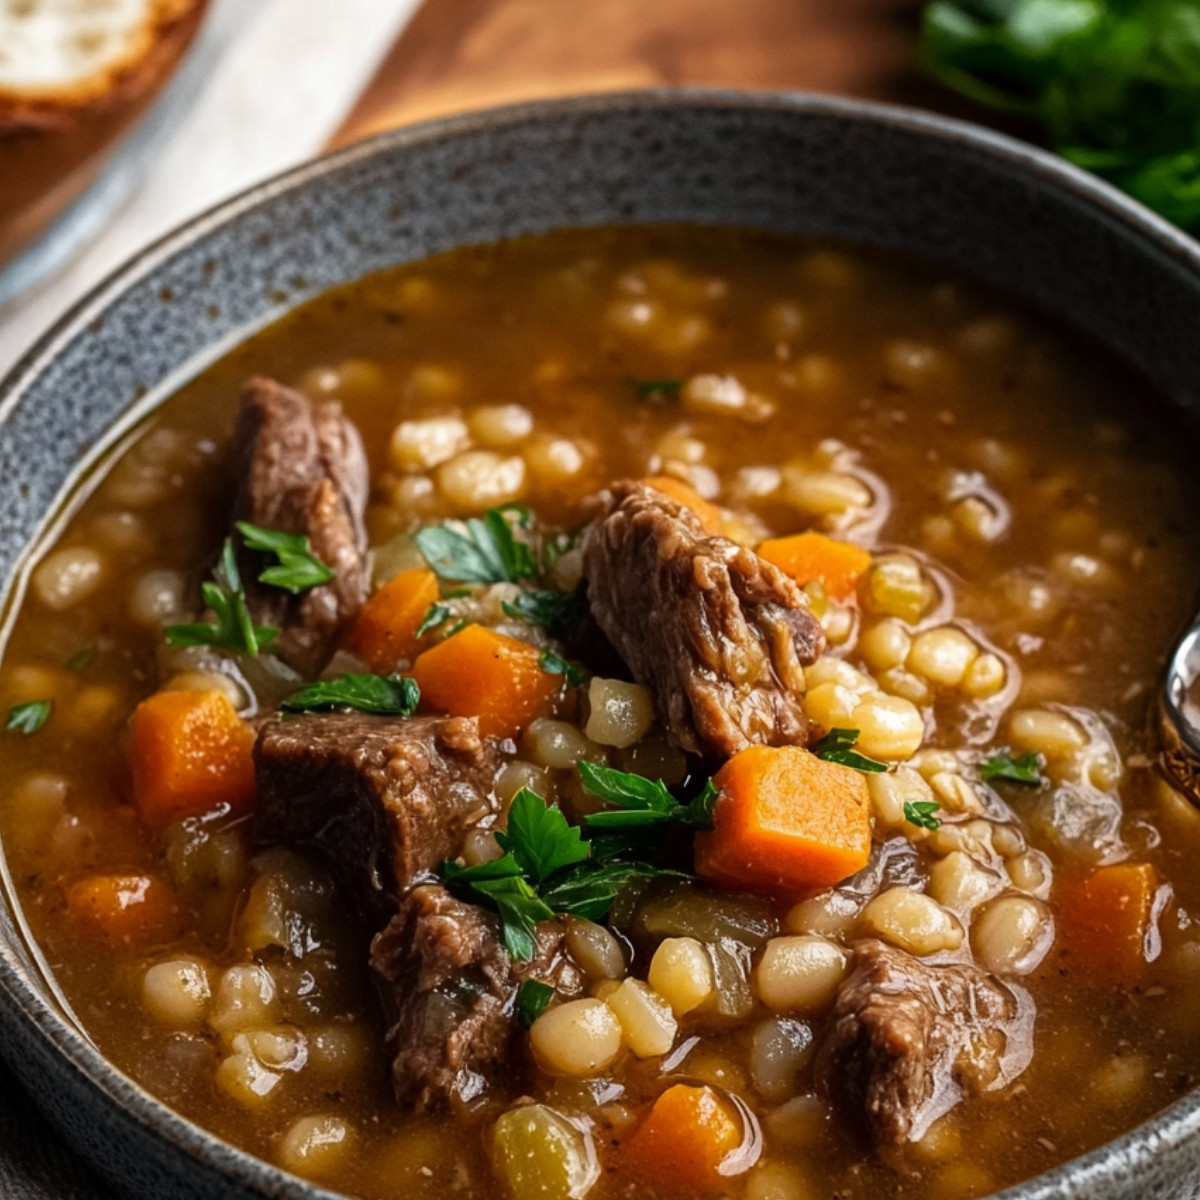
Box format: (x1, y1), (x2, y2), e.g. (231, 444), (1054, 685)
(922, 0), (1200, 228)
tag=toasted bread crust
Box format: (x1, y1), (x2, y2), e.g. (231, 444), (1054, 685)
(0, 0), (208, 136)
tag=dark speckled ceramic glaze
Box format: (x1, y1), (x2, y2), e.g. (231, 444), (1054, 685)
(2, 91), (1200, 1200)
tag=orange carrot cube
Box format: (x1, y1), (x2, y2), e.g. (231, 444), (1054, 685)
(130, 688), (256, 827)
(757, 531), (872, 603)
(1060, 862), (1159, 979)
(67, 874), (179, 942)
(345, 567), (440, 671)
(695, 744), (871, 892)
(411, 624), (558, 740)
(644, 476), (726, 537)
(625, 1084), (747, 1193)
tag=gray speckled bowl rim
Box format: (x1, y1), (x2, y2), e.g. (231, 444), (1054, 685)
(2, 88), (1200, 1200)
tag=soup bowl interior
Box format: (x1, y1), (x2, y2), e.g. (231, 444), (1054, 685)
(2, 90), (1200, 1200)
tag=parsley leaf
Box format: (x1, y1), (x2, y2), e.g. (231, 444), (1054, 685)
(627, 376), (683, 402)
(64, 647), (93, 672)
(904, 800), (943, 830)
(516, 979), (555, 1027)
(539, 649), (587, 687)
(6, 699), (51, 734)
(237, 522), (335, 594)
(415, 506), (537, 584)
(503, 587), (588, 639)
(496, 788), (590, 883)
(813, 728), (888, 773)
(165, 540), (279, 656)
(442, 855), (554, 960)
(441, 789), (666, 959)
(579, 762), (718, 837)
(280, 673), (419, 716)
(415, 602), (466, 639)
(540, 860), (669, 922)
(980, 750), (1043, 785)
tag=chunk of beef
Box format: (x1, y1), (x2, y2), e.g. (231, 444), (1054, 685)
(369, 884), (584, 1109)
(254, 713), (502, 924)
(231, 376), (369, 674)
(818, 939), (1033, 1145)
(583, 480), (824, 758)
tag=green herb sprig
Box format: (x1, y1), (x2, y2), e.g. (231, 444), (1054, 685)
(980, 750), (1044, 785)
(415, 602), (466, 639)
(503, 588), (588, 639)
(813, 728), (888, 773)
(6, 699), (51, 735)
(904, 800), (943, 830)
(516, 979), (555, 1027)
(237, 522), (335, 594)
(415, 507), (537, 585)
(441, 787), (664, 960)
(281, 673), (419, 716)
(165, 539), (279, 656)
(922, 0), (1200, 229)
(64, 648), (94, 672)
(627, 376), (684, 403)
(578, 761), (718, 858)
(539, 649), (587, 688)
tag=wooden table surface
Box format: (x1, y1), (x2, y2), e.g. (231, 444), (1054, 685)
(331, 0), (998, 149)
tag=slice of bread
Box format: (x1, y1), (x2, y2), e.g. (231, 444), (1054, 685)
(0, 0), (208, 273)
(0, 0), (207, 133)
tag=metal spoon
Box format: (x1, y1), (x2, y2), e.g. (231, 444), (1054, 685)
(1161, 620), (1200, 798)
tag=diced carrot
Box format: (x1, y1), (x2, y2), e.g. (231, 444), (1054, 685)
(1059, 862), (1159, 979)
(67, 874), (179, 942)
(129, 688), (256, 827)
(410, 624), (558, 740)
(643, 475), (726, 537)
(345, 567), (440, 671)
(757, 531), (872, 603)
(695, 745), (871, 892)
(624, 1084), (747, 1193)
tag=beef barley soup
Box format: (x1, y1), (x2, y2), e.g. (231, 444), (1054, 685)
(4, 225), (1200, 1200)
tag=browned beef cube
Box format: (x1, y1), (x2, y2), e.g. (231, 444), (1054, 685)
(583, 480), (824, 759)
(370, 884), (584, 1110)
(254, 713), (503, 922)
(231, 376), (369, 675)
(818, 938), (1032, 1145)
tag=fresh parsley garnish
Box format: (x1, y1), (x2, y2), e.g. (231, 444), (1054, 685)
(813, 728), (888, 773)
(516, 979), (555, 1027)
(442, 854), (553, 960)
(904, 800), (942, 830)
(539, 860), (672, 921)
(539, 649), (587, 688)
(497, 788), (591, 881)
(6, 699), (51, 735)
(579, 761), (719, 853)
(441, 788), (662, 959)
(64, 647), (93, 672)
(280, 673), (419, 716)
(503, 587), (588, 639)
(627, 376), (684, 402)
(415, 506), (537, 585)
(165, 540), (279, 656)
(921, 0), (1200, 230)
(980, 750), (1043, 786)
(236, 522), (335, 594)
(415, 602), (466, 639)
